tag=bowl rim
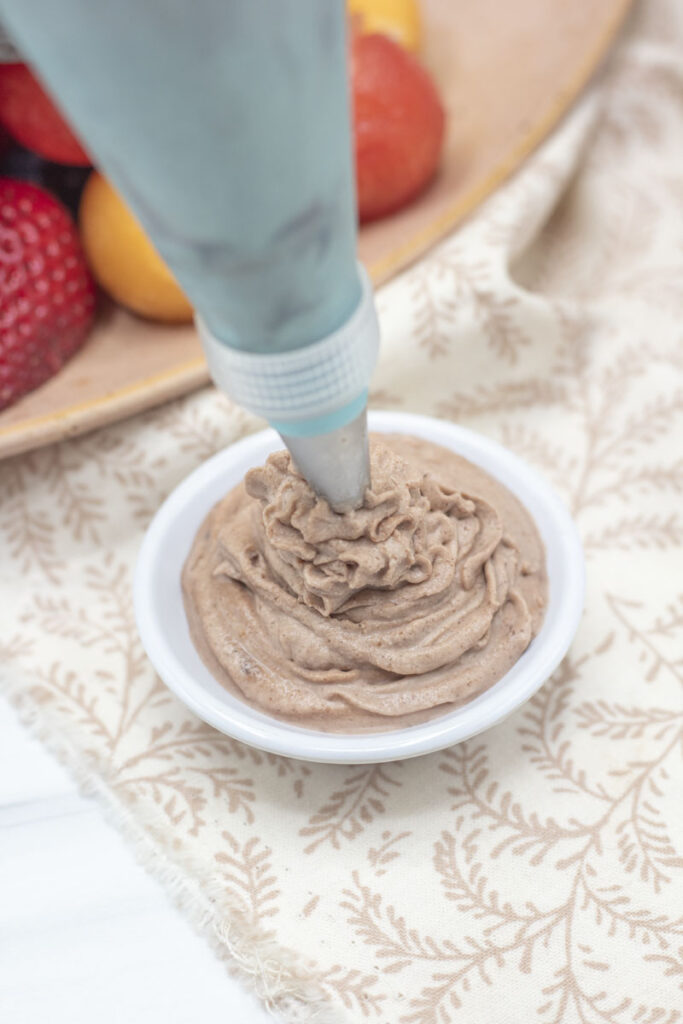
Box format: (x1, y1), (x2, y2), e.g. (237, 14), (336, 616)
(134, 411), (585, 763)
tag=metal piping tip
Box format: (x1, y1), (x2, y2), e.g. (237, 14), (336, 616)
(279, 408), (370, 512)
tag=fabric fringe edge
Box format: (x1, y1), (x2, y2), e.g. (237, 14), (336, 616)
(1, 686), (349, 1024)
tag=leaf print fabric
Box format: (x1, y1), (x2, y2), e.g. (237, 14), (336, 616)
(2, 2), (683, 1020)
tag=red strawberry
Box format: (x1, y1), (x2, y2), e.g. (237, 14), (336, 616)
(0, 178), (96, 410)
(352, 33), (445, 223)
(0, 64), (90, 166)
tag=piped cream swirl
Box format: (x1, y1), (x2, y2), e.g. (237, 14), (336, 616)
(182, 435), (547, 732)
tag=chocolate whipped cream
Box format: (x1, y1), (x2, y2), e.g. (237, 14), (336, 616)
(182, 435), (547, 732)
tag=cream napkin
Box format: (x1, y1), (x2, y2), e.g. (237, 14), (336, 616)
(2, 1), (683, 1020)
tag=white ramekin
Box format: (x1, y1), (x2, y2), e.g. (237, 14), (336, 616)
(134, 412), (584, 764)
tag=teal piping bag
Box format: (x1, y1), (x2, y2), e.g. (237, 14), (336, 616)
(0, 0), (379, 508)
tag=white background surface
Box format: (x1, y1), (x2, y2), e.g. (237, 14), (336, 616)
(0, 698), (279, 1024)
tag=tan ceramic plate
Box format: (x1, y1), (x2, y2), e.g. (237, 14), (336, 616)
(0, 0), (632, 460)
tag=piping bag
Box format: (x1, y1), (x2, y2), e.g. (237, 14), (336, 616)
(0, 0), (380, 510)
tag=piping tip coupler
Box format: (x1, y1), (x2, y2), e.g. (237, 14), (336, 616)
(195, 263), (380, 511)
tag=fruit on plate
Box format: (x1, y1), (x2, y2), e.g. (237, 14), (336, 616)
(349, 0), (421, 52)
(0, 64), (90, 166)
(79, 173), (193, 324)
(0, 178), (96, 410)
(352, 33), (445, 223)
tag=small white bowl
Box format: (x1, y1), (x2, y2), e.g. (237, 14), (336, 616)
(134, 412), (584, 764)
